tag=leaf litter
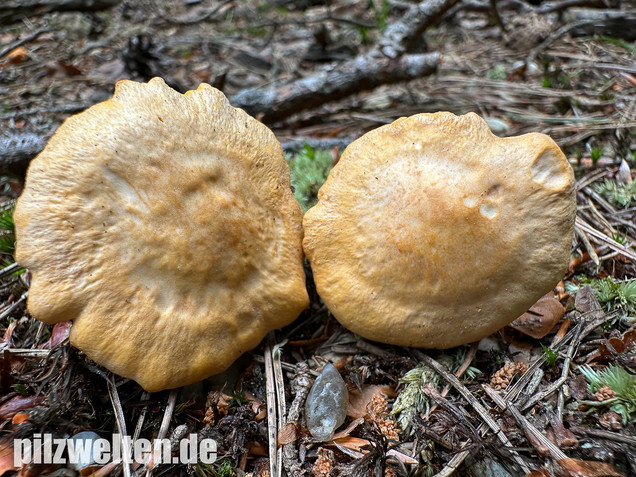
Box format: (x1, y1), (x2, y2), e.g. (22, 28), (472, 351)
(0, 0), (635, 476)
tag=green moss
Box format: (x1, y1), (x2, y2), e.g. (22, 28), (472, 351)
(580, 364), (636, 424)
(486, 64), (507, 80)
(0, 202), (15, 257)
(569, 277), (636, 316)
(286, 145), (333, 212)
(593, 178), (636, 208)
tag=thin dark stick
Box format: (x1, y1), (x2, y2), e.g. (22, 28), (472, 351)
(0, 27), (49, 59)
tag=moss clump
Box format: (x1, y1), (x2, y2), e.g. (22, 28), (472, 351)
(593, 179), (636, 208)
(0, 201), (15, 257)
(286, 145), (333, 212)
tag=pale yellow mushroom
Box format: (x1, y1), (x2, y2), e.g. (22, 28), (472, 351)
(303, 112), (575, 349)
(15, 78), (309, 392)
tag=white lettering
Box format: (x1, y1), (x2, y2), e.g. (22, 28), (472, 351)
(93, 439), (111, 465)
(13, 439), (31, 467)
(133, 439), (151, 465)
(153, 438), (171, 466)
(66, 438), (94, 465)
(52, 438), (66, 464)
(12, 433), (219, 466)
(199, 439), (217, 464)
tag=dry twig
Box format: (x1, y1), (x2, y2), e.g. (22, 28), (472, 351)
(0, 26), (49, 58)
(145, 388), (178, 477)
(282, 362), (311, 476)
(264, 332), (282, 477)
(413, 350), (532, 475)
(107, 375), (132, 477)
(483, 385), (568, 460)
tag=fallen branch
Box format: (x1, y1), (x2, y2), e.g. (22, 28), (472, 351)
(280, 137), (353, 154)
(533, 0), (609, 14)
(2, 0), (454, 167)
(232, 0), (460, 122)
(282, 362), (312, 477)
(379, 0), (462, 58)
(231, 52), (438, 123)
(0, 133), (48, 175)
(0, 0), (119, 26)
(444, 0), (608, 20)
(563, 8), (636, 40)
(1, 133), (352, 175)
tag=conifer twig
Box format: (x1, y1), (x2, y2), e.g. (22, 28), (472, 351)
(483, 385), (567, 460)
(413, 350), (532, 475)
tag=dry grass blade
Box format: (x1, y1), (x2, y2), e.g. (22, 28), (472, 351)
(264, 332), (280, 477)
(272, 334), (286, 476)
(0, 292), (26, 322)
(571, 427), (636, 446)
(575, 227), (600, 267)
(430, 342), (478, 414)
(575, 217), (636, 261)
(0, 348), (49, 357)
(107, 374), (131, 477)
(145, 388), (178, 477)
(0, 263), (20, 279)
(132, 392), (151, 441)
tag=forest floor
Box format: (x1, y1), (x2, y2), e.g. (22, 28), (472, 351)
(0, 0), (635, 476)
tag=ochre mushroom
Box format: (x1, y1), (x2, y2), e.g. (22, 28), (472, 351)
(303, 112), (575, 349)
(15, 78), (309, 392)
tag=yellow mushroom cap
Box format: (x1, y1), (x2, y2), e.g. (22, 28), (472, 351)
(303, 112), (575, 349)
(15, 78), (309, 392)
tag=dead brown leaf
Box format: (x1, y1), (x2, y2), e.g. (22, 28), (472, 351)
(386, 448), (418, 464)
(277, 421), (300, 446)
(509, 293), (565, 339)
(7, 47), (28, 64)
(46, 61), (82, 78)
(244, 390), (266, 421)
(38, 322), (70, 350)
(568, 374), (589, 401)
(0, 395), (44, 420)
(347, 384), (396, 419)
(593, 330), (636, 362)
(556, 458), (624, 477)
(332, 436), (371, 453)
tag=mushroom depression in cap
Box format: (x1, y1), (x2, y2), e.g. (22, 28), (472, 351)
(15, 78), (309, 392)
(303, 112), (576, 349)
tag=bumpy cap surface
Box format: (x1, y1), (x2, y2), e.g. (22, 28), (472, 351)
(15, 78), (309, 391)
(303, 112), (575, 349)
